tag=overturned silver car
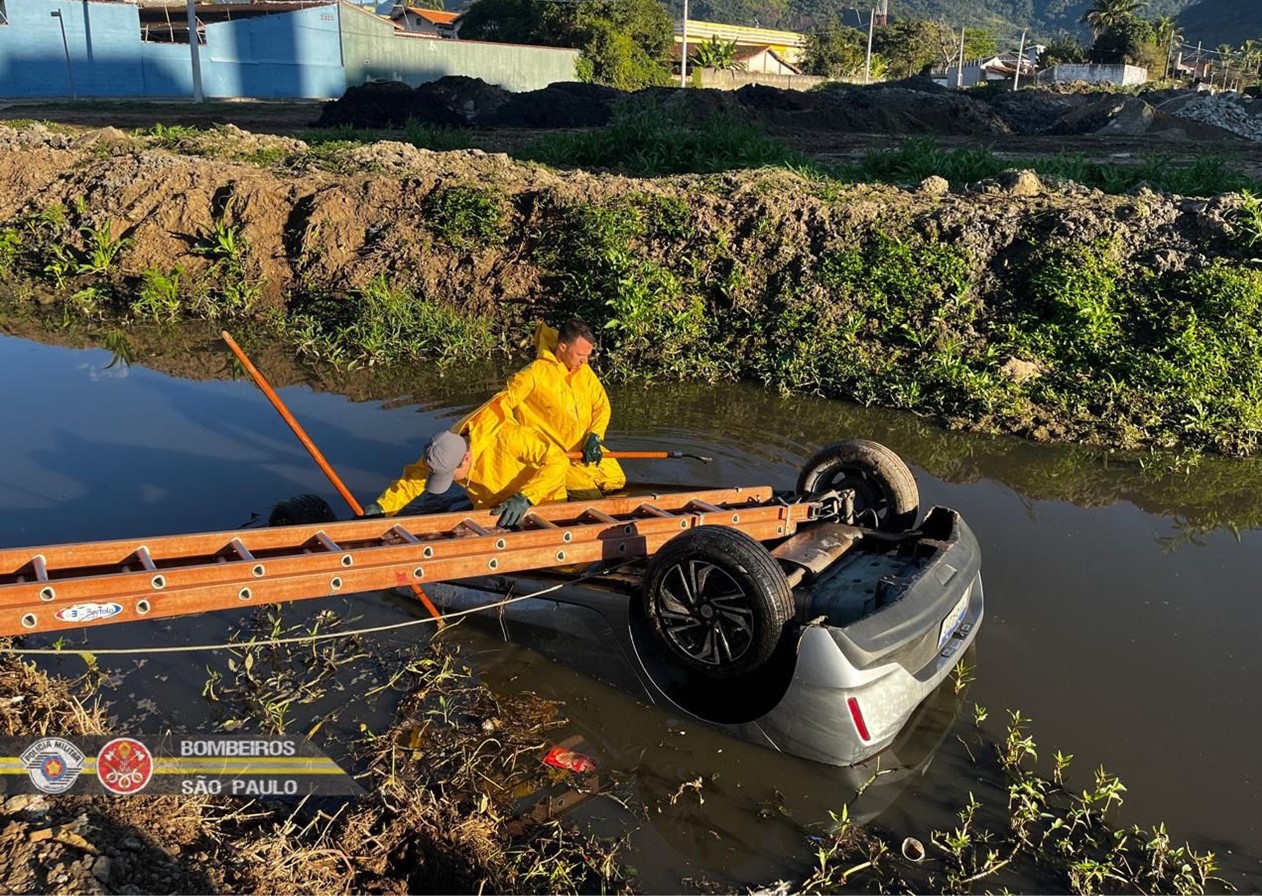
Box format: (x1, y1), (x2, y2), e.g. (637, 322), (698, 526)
(423, 439), (984, 767)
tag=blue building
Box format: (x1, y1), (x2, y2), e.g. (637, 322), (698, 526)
(0, 0), (578, 99)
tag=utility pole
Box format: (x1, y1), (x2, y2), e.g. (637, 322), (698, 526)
(1012, 28), (1026, 90)
(187, 0), (203, 103)
(864, 7), (875, 84)
(679, 0), (689, 88)
(1164, 29), (1175, 81)
(956, 25), (965, 88)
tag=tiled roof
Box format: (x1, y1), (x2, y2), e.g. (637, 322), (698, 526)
(407, 7), (461, 25)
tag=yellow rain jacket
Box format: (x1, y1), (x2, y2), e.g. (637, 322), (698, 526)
(373, 397), (568, 516)
(498, 323), (626, 494)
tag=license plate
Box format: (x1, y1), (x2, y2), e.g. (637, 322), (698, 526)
(938, 591), (970, 649)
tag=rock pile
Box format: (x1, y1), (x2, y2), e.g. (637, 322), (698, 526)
(1159, 93), (1262, 142)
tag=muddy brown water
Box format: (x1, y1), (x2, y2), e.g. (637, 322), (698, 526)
(2, 332), (1261, 890)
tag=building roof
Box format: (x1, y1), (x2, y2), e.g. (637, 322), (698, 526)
(402, 7), (461, 24)
(675, 19), (805, 48)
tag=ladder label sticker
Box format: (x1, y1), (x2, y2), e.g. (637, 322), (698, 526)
(54, 602), (124, 624)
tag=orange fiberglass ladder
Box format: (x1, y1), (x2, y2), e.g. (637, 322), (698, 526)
(0, 487), (826, 638)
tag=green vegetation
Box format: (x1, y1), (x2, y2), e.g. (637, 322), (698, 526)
(131, 267), (187, 322)
(799, 706), (1219, 894)
(839, 137), (1257, 197)
(459, 0), (673, 89)
(522, 102), (808, 175)
(287, 274), (495, 368)
(195, 200), (261, 318)
(424, 185), (508, 250)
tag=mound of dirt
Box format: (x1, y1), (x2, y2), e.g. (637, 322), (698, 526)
(316, 80), (468, 129)
(983, 90), (1087, 135)
(784, 84), (1011, 135)
(414, 75), (512, 124)
(483, 82), (622, 127)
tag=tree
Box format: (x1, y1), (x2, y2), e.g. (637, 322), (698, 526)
(936, 26), (998, 70)
(963, 28), (998, 62)
(1090, 15), (1157, 66)
(873, 19), (951, 79)
(1039, 34), (1088, 67)
(458, 0), (553, 43)
(1080, 0), (1148, 39)
(802, 21), (866, 78)
(576, 24), (673, 89)
(692, 36), (741, 71)
(460, 0), (673, 89)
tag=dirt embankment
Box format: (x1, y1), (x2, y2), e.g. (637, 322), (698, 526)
(0, 119), (1257, 457)
(0, 122), (1235, 311)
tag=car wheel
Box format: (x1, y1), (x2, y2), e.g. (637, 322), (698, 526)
(642, 526), (793, 679)
(796, 439), (919, 532)
(268, 494), (337, 527)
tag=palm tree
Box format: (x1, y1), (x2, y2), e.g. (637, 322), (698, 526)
(1080, 0), (1147, 39)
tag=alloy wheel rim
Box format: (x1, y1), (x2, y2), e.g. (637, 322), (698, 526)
(655, 560), (754, 667)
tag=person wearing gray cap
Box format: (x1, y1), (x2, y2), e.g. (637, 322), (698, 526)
(363, 400), (569, 527)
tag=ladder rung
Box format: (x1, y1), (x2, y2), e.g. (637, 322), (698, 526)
(637, 504), (673, 518)
(525, 513), (559, 529)
(133, 547), (157, 572)
(314, 532), (340, 552)
(30, 555), (48, 583)
(582, 508), (618, 523)
(687, 500), (723, 513)
(460, 518), (491, 537)
(388, 525), (420, 545)
(228, 538), (255, 562)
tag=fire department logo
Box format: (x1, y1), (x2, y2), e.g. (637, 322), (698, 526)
(96, 737), (153, 795)
(20, 737), (85, 794)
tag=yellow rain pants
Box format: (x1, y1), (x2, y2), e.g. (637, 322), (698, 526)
(498, 323), (626, 495)
(373, 397), (568, 516)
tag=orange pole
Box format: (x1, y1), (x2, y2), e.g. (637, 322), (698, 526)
(565, 450), (713, 462)
(568, 451), (668, 460)
(220, 331), (445, 627)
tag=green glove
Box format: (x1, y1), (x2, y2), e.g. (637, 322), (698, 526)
(491, 492), (531, 528)
(361, 502), (385, 519)
(582, 433), (604, 465)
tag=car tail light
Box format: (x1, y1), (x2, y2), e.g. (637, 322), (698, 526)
(847, 697), (871, 741)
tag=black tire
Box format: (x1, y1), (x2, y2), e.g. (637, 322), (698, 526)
(268, 494), (337, 527)
(642, 526), (794, 679)
(796, 439), (919, 533)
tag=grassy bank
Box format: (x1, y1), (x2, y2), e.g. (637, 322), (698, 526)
(0, 639), (1227, 894)
(2, 116), (1262, 456)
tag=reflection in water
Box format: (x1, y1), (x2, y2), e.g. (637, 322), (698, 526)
(1, 330), (1261, 888)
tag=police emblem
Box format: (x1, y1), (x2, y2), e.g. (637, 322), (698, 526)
(20, 737), (85, 794)
(96, 737), (154, 795)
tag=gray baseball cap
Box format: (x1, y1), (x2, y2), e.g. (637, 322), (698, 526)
(423, 431), (469, 494)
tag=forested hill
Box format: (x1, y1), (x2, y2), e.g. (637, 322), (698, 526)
(1176, 0), (1262, 49)
(679, 0), (1196, 38)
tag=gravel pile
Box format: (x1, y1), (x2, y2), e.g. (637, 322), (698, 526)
(1163, 94), (1262, 141)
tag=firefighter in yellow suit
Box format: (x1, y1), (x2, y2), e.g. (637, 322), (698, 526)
(365, 394), (568, 526)
(498, 319), (626, 499)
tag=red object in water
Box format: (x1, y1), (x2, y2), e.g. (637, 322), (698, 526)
(543, 747), (597, 774)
